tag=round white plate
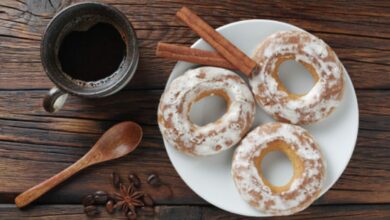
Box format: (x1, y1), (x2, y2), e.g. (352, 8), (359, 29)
(161, 20), (359, 217)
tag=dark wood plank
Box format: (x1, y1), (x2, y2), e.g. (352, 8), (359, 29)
(157, 205), (390, 220)
(158, 204), (390, 220)
(0, 204), (149, 220)
(0, 0), (388, 90)
(0, 204), (389, 220)
(0, 90), (161, 127)
(0, 89), (389, 126)
(0, 0), (389, 218)
(0, 127), (388, 205)
(0, 90), (389, 205)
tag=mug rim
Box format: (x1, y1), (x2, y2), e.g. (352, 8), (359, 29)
(41, 2), (139, 97)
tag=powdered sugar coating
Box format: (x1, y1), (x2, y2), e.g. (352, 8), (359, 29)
(250, 30), (345, 124)
(232, 122), (326, 216)
(158, 67), (255, 156)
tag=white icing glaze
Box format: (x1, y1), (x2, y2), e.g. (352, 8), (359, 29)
(232, 122), (326, 216)
(250, 30), (345, 124)
(158, 67), (255, 156)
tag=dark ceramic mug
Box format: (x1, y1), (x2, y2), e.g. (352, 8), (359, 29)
(41, 2), (138, 112)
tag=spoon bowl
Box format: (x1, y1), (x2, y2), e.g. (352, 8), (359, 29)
(87, 121), (143, 163)
(15, 121), (143, 208)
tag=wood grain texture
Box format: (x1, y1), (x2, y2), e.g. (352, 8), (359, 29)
(14, 121), (142, 208)
(0, 0), (389, 219)
(0, 90), (389, 205)
(0, 204), (390, 220)
(0, 0), (388, 89)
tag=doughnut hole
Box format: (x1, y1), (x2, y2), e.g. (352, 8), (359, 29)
(189, 90), (230, 126)
(276, 56), (319, 98)
(254, 140), (304, 193)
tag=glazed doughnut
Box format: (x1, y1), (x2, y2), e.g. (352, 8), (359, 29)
(158, 67), (255, 156)
(250, 30), (345, 124)
(232, 122), (326, 216)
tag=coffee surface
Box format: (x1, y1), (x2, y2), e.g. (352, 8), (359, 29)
(58, 23), (126, 82)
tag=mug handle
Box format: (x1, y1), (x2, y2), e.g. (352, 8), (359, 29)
(43, 87), (69, 113)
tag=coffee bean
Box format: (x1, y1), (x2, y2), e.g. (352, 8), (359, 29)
(112, 171), (121, 189)
(94, 191), (108, 204)
(84, 205), (99, 217)
(127, 210), (137, 220)
(143, 194), (154, 207)
(128, 173), (141, 188)
(147, 174), (162, 187)
(82, 194), (95, 206)
(105, 200), (115, 214)
(94, 190), (107, 196)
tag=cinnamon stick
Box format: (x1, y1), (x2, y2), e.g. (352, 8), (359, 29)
(176, 7), (258, 76)
(156, 42), (236, 70)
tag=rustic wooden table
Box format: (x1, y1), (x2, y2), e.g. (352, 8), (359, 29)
(0, 0), (389, 219)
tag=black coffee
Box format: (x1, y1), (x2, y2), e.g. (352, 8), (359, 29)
(58, 23), (126, 81)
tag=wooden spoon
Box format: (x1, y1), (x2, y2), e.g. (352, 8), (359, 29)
(15, 121), (143, 208)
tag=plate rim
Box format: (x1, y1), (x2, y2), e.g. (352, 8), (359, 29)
(161, 19), (359, 217)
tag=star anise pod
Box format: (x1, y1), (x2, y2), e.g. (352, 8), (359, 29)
(113, 183), (144, 214)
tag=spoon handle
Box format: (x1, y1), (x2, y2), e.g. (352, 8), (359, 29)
(15, 157), (91, 208)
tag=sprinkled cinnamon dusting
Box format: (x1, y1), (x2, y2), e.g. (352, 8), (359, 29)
(232, 122), (326, 216)
(158, 67), (255, 156)
(250, 30), (345, 124)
